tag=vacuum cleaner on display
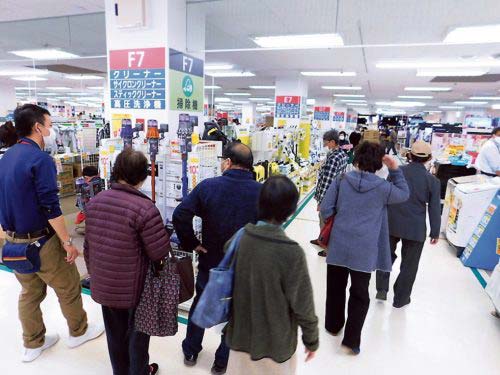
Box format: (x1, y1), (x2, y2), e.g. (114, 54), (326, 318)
(178, 114), (195, 199)
(146, 119), (160, 204)
(120, 119), (133, 148)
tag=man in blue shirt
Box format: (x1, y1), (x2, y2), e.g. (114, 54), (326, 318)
(173, 142), (261, 375)
(0, 104), (103, 362)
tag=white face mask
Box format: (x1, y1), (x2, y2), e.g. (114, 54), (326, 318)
(43, 128), (57, 149)
(494, 137), (500, 146)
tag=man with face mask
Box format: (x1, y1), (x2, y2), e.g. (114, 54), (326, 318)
(173, 142), (261, 374)
(311, 130), (348, 256)
(0, 104), (104, 363)
(476, 127), (500, 177)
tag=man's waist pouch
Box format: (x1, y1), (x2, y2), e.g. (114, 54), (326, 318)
(2, 236), (50, 274)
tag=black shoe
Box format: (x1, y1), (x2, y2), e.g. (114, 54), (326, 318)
(184, 354), (197, 367)
(211, 363), (227, 375)
(318, 250), (327, 257)
(310, 239), (320, 246)
(149, 363), (159, 375)
(341, 344), (361, 356)
(393, 299), (410, 308)
(376, 291), (387, 301)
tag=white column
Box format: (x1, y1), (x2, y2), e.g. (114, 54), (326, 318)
(242, 102), (257, 126)
(0, 84), (17, 117)
(274, 76), (308, 127)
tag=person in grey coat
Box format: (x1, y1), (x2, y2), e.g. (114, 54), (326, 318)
(376, 141), (441, 308)
(320, 142), (409, 354)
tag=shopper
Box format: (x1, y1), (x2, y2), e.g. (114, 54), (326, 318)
(347, 131), (362, 164)
(225, 176), (319, 375)
(0, 104), (103, 363)
(311, 130), (348, 256)
(386, 127), (398, 155)
(173, 142), (261, 375)
(0, 121), (17, 156)
(338, 131), (349, 148)
(84, 149), (170, 375)
(320, 141), (409, 354)
(476, 127), (500, 177)
(376, 141), (441, 308)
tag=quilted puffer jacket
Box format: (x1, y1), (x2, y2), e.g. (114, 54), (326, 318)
(84, 183), (170, 309)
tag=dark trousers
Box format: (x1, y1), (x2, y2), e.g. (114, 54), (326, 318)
(325, 264), (371, 350)
(386, 142), (397, 155)
(102, 306), (151, 375)
(182, 270), (229, 367)
(376, 236), (425, 306)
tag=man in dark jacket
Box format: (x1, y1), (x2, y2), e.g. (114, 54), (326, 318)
(376, 141), (441, 308)
(173, 142), (261, 374)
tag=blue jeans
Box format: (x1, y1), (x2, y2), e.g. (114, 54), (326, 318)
(182, 270), (229, 367)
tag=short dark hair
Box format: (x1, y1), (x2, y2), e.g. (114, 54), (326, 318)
(349, 132), (362, 147)
(353, 141), (385, 173)
(13, 104), (50, 138)
(112, 149), (148, 186)
(223, 142), (254, 170)
(493, 127), (500, 136)
(258, 176), (299, 224)
(323, 130), (339, 144)
(0, 121), (18, 147)
(82, 166), (99, 177)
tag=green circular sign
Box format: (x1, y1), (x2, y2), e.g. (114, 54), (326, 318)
(182, 75), (194, 97)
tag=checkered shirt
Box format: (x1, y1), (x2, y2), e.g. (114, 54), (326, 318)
(315, 149), (348, 204)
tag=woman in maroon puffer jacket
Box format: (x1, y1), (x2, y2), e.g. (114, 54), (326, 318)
(84, 149), (170, 375)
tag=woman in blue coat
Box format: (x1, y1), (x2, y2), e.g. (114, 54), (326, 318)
(320, 141), (409, 354)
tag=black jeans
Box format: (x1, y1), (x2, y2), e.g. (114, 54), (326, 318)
(325, 264), (371, 350)
(386, 142), (397, 155)
(102, 306), (151, 375)
(376, 236), (425, 306)
(182, 270), (229, 367)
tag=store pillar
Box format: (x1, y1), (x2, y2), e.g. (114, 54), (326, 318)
(313, 97), (334, 131)
(242, 102), (257, 126)
(274, 76), (308, 128)
(0, 84), (17, 117)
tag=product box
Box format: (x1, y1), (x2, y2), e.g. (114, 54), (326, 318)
(363, 130), (380, 144)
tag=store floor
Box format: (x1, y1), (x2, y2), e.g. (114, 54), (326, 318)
(1, 195), (499, 374)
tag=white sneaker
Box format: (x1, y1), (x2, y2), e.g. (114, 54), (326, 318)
(66, 323), (104, 349)
(22, 334), (60, 362)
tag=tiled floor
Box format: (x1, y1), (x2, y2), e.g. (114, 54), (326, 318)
(1, 195), (499, 374)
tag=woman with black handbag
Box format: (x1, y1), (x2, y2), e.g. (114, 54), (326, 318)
(84, 149), (172, 375)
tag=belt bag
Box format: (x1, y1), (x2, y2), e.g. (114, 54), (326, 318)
(2, 237), (49, 274)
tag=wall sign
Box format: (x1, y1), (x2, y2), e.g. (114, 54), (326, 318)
(275, 96), (301, 119)
(314, 106), (331, 121)
(169, 49), (204, 112)
(109, 47), (166, 110)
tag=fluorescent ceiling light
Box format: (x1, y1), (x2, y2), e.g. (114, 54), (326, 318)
(224, 93), (251, 96)
(347, 103), (368, 106)
(66, 75), (104, 80)
(266, 101), (275, 105)
(492, 104), (500, 110)
(306, 99), (316, 105)
(249, 97), (271, 101)
(233, 100), (250, 104)
(11, 76), (47, 81)
(391, 101), (426, 107)
(444, 24), (500, 44)
(417, 68), (488, 77)
(206, 71), (255, 77)
(398, 95), (433, 99)
(377, 58), (500, 69)
(15, 87), (38, 90)
(249, 85), (275, 89)
(214, 97), (231, 102)
(69, 93), (91, 96)
(46, 86), (71, 90)
(253, 33), (344, 49)
(301, 71), (356, 77)
(322, 86), (362, 90)
(454, 101), (488, 105)
(37, 92), (57, 96)
(340, 99), (366, 103)
(439, 105), (464, 109)
(469, 96), (500, 100)
(0, 68), (48, 76)
(9, 48), (79, 60)
(405, 87), (452, 92)
(334, 94), (365, 98)
(376, 102), (392, 106)
(87, 86), (104, 90)
(205, 64), (233, 71)
(427, 111), (442, 113)
(55, 96), (70, 100)
(204, 85), (221, 90)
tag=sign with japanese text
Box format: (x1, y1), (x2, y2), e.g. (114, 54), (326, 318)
(109, 47), (166, 110)
(169, 49), (204, 112)
(275, 96), (301, 119)
(314, 106), (331, 121)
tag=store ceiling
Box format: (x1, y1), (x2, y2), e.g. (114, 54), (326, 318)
(1, 0), (500, 112)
